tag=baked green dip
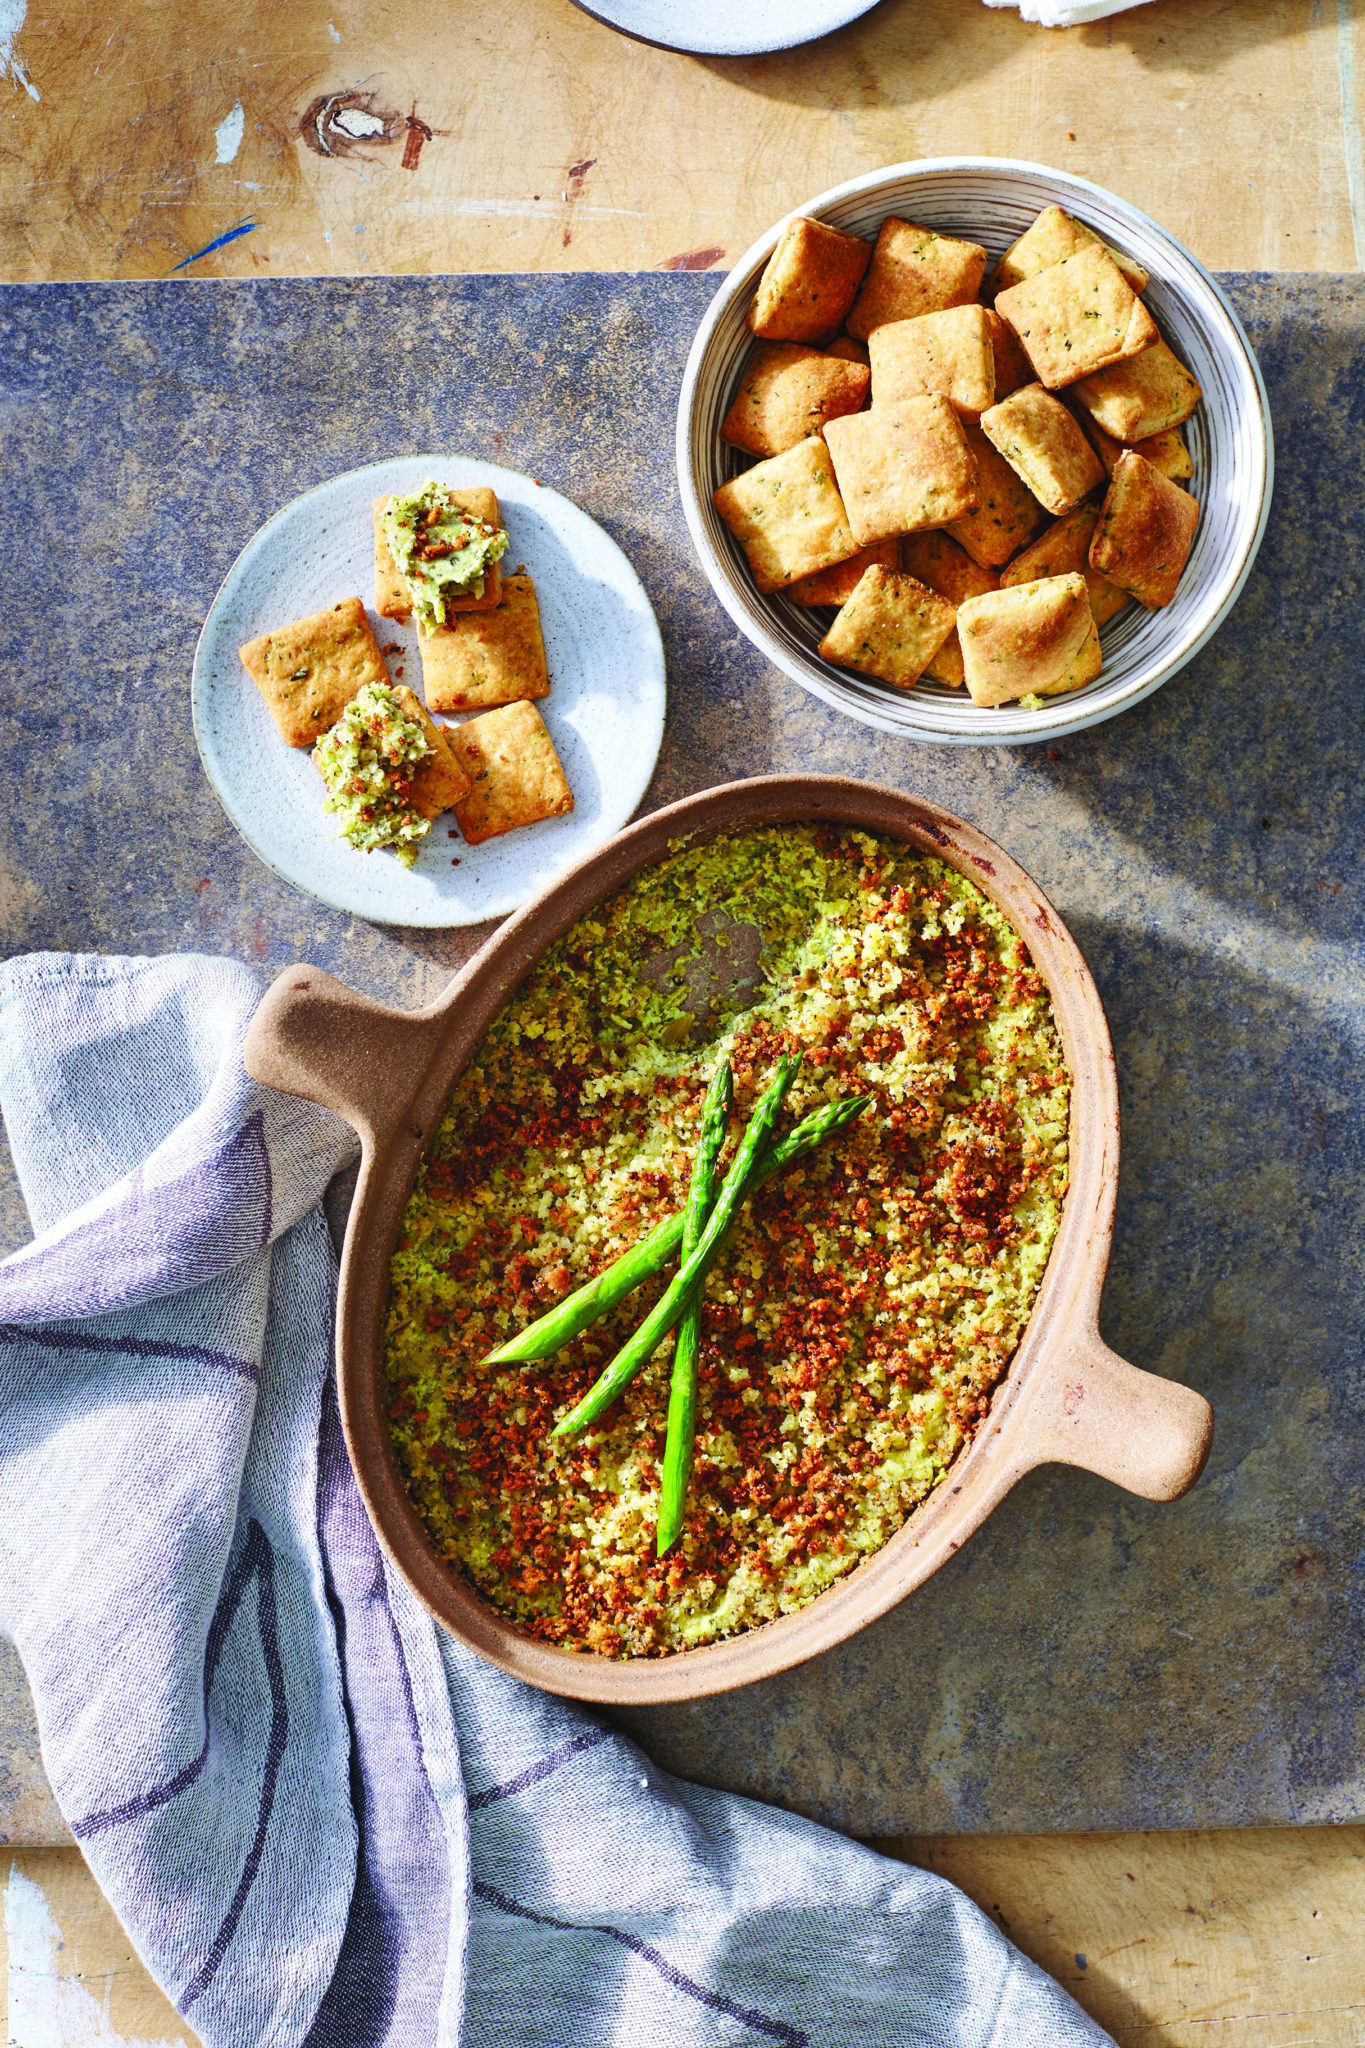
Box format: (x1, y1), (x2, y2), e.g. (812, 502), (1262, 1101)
(385, 825), (1070, 1658)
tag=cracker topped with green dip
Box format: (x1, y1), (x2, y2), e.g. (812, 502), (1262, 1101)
(385, 825), (1070, 1658)
(377, 481), (509, 630)
(314, 679), (468, 865)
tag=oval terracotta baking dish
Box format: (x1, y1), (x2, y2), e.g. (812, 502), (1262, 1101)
(244, 776), (1214, 1705)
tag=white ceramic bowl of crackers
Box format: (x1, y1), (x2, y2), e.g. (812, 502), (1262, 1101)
(676, 158), (1273, 746)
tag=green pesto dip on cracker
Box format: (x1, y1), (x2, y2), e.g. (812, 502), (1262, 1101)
(385, 825), (1071, 1658)
(382, 481), (509, 631)
(315, 680), (433, 865)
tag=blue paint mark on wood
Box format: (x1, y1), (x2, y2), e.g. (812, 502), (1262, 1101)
(171, 221), (257, 273)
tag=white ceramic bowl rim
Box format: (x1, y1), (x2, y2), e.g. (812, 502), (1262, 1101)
(567, 0), (881, 57)
(676, 156), (1275, 747)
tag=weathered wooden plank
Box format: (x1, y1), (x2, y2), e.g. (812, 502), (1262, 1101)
(0, 0), (1357, 281)
(880, 1826), (1365, 2047)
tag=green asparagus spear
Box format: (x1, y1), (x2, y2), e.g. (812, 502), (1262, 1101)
(656, 1060), (733, 1557)
(483, 1211), (683, 1365)
(551, 1055), (802, 1441)
(485, 1091), (871, 1365)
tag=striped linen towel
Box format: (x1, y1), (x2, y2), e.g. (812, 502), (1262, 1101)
(0, 948), (1112, 2047)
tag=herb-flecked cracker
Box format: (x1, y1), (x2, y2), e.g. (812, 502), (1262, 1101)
(945, 423), (1044, 568)
(1089, 450), (1199, 609)
(980, 382), (1105, 516)
(995, 245), (1158, 390)
(957, 573), (1102, 706)
(868, 304), (996, 422)
(847, 219), (988, 341)
(373, 486), (505, 622)
(450, 700), (575, 845)
(721, 342), (871, 458)
(373, 497), (413, 621)
(786, 536), (900, 606)
(420, 574), (551, 712)
(822, 396), (979, 547)
(1069, 337), (1202, 443)
(825, 334), (871, 366)
(985, 308), (1034, 401)
(1082, 416), (1193, 483)
(1001, 500), (1130, 627)
(901, 531), (1000, 686)
(817, 565), (957, 690)
(994, 205), (1149, 297)
(748, 217), (871, 344)
(239, 596), (389, 749)
(392, 685), (472, 817)
(712, 436), (860, 592)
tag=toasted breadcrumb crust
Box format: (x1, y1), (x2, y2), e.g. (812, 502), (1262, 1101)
(385, 826), (1070, 1658)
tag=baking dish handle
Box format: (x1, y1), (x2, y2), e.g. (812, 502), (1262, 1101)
(1019, 1329), (1213, 1502)
(244, 964), (446, 1154)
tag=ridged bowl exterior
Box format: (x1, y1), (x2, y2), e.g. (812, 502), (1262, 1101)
(676, 158), (1273, 746)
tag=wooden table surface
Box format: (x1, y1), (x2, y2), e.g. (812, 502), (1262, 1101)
(2, 2), (1363, 2043)
(2, 0), (1364, 281)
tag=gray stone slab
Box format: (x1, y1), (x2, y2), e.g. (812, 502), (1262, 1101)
(0, 273), (1361, 1839)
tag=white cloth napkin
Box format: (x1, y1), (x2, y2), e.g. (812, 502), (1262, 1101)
(983, 0), (1151, 26)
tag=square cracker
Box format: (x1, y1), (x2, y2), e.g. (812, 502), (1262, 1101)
(372, 487), (504, 622)
(980, 382), (1105, 516)
(748, 217), (871, 344)
(945, 423), (1044, 568)
(373, 497), (412, 620)
(1089, 450), (1199, 609)
(420, 574), (551, 712)
(900, 531), (1000, 686)
(822, 396), (978, 547)
(449, 700), (574, 846)
(817, 566), (956, 692)
(391, 685), (472, 817)
(868, 304), (995, 422)
(712, 436), (859, 592)
(995, 245), (1159, 389)
(956, 573), (1101, 706)
(1001, 499), (1130, 627)
(994, 205), (1149, 297)
(985, 308), (1034, 400)
(786, 537), (900, 607)
(1082, 415), (1193, 482)
(240, 596), (388, 749)
(721, 342), (871, 458)
(846, 219), (988, 341)
(1069, 337), (1202, 443)
(825, 335), (871, 366)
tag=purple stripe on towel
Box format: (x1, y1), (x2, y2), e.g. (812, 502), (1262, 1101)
(73, 1519), (278, 1839)
(467, 1728), (614, 1810)
(302, 1379), (450, 2048)
(0, 1323), (258, 1382)
(472, 1882), (810, 2047)
(0, 1110), (273, 1322)
(179, 1526), (289, 2015)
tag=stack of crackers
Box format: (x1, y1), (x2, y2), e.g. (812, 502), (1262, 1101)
(239, 482), (574, 855)
(713, 205), (1202, 708)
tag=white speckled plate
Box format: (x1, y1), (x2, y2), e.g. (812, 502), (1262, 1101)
(567, 0), (882, 55)
(192, 457), (666, 927)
